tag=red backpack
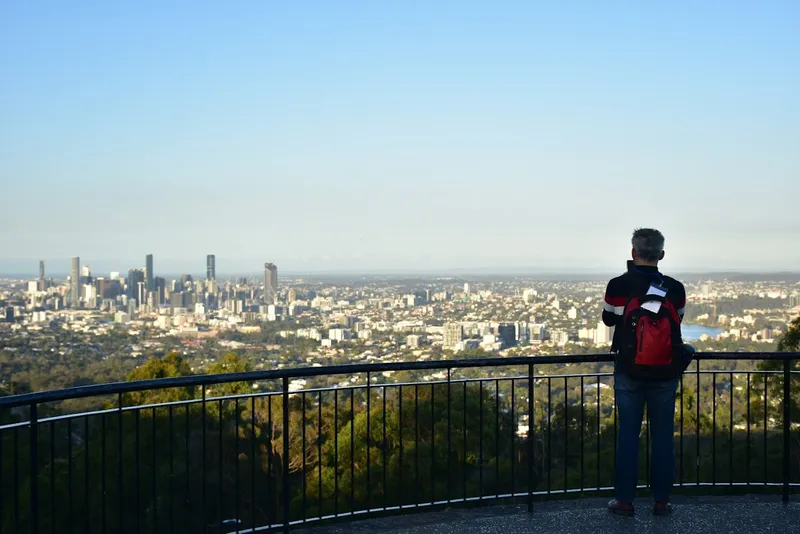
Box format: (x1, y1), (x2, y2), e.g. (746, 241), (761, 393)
(616, 287), (684, 380)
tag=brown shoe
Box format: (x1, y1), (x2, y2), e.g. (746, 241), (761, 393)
(608, 499), (634, 516)
(653, 502), (673, 516)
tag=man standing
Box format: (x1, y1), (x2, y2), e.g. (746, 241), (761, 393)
(603, 228), (686, 516)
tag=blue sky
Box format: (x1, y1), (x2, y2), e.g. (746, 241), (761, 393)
(1, 1), (798, 275)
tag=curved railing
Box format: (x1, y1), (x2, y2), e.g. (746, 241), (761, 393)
(1, 352), (798, 533)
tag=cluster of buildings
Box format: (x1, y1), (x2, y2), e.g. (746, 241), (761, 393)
(2, 266), (799, 366)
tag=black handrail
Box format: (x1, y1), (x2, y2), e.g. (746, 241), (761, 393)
(0, 351), (798, 409)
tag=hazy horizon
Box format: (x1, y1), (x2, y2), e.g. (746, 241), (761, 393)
(2, 2), (798, 271)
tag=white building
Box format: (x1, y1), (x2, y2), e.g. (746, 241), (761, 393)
(595, 321), (615, 346)
(443, 322), (463, 349)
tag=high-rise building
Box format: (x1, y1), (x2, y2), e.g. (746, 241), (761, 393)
(463, 282), (471, 295)
(498, 323), (517, 348)
(70, 257), (80, 307)
(127, 269), (145, 302)
(207, 255), (216, 280)
(288, 288), (297, 303)
(39, 260), (45, 280)
(145, 254), (154, 291)
(264, 262), (278, 305)
(443, 322), (463, 350)
(595, 320), (615, 346)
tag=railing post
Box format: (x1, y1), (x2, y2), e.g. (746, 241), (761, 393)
(282, 376), (291, 532)
(783, 358), (791, 503)
(527, 363), (534, 513)
(30, 403), (39, 534)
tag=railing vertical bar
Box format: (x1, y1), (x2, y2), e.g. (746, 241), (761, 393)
(282, 376), (290, 533)
(234, 398), (239, 533)
(85, 413), (90, 534)
(495, 378), (500, 498)
(251, 396), (256, 531)
(646, 406), (650, 490)
(527, 364), (534, 512)
(302, 392), (307, 521)
(564, 377), (568, 493)
(14, 427), (19, 533)
(447, 369), (452, 504)
(201, 385), (206, 531)
(729, 372), (734, 486)
(382, 385), (387, 509)
(101, 412), (106, 534)
(746, 373), (751, 487)
(580, 376), (584, 494)
(50, 420), (55, 534)
(431, 380), (436, 504)
(268, 394), (273, 526)
(350, 388), (355, 512)
(67, 419), (72, 531)
(334, 389), (339, 515)
(783, 358), (791, 502)
(679, 375), (684, 486)
(479, 380), (484, 499)
(696, 360), (700, 484)
(366, 373), (371, 513)
(764, 375), (768, 486)
(118, 393), (124, 532)
(463, 380), (467, 502)
(712, 373), (716, 487)
(596, 375), (601, 492)
(511, 378), (516, 498)
(319, 391), (324, 518)
(217, 399), (222, 532)
(319, 390), (324, 518)
(415, 383), (420, 507)
(547, 378), (551, 495)
(169, 404), (175, 534)
(154, 407), (159, 529)
(398, 386), (402, 507)
(185, 404), (191, 529)
(0, 419), (3, 534)
(30, 403), (39, 534)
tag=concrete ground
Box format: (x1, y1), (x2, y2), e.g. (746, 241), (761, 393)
(293, 495), (800, 533)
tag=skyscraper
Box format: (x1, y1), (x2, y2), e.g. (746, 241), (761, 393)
(70, 257), (80, 307)
(498, 323), (517, 348)
(145, 254), (154, 291)
(264, 262), (278, 305)
(39, 260), (45, 280)
(207, 255), (216, 280)
(127, 269), (145, 302)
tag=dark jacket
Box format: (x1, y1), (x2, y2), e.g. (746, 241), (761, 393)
(602, 261), (686, 351)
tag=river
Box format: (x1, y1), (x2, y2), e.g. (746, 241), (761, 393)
(682, 323), (724, 341)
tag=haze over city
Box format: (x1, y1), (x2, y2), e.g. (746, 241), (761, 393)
(2, 1), (799, 274)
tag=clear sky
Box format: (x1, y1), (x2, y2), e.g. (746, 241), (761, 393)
(1, 1), (798, 276)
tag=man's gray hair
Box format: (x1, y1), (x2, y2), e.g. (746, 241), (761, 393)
(631, 228), (665, 262)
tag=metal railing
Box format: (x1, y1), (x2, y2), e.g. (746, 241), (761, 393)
(0, 352), (798, 533)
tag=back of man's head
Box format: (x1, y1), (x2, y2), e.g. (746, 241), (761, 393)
(631, 228), (665, 264)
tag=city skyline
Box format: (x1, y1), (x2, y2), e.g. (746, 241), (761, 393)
(1, 3), (798, 271)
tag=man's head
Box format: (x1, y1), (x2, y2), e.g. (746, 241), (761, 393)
(631, 228), (665, 266)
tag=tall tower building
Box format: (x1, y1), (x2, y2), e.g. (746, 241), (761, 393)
(145, 254), (154, 291)
(127, 269), (145, 303)
(70, 257), (80, 307)
(207, 255), (216, 280)
(39, 261), (45, 280)
(264, 262), (278, 305)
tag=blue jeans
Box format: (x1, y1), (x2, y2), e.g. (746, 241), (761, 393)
(614, 372), (678, 504)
